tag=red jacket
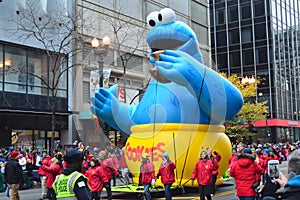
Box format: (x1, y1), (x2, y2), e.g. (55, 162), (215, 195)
(85, 166), (105, 192)
(38, 156), (51, 176)
(82, 160), (89, 174)
(99, 158), (118, 183)
(139, 160), (155, 185)
(41, 163), (62, 188)
(111, 155), (120, 169)
(230, 153), (262, 197)
(229, 154), (237, 168)
(211, 153), (221, 175)
(191, 159), (214, 186)
(157, 161), (176, 185)
(119, 154), (127, 168)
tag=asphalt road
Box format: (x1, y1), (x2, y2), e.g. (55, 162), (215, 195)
(0, 161), (287, 200)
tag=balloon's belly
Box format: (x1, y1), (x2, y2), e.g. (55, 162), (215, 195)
(124, 123), (231, 187)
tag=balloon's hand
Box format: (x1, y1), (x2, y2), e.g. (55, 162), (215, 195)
(155, 50), (204, 88)
(91, 85), (119, 122)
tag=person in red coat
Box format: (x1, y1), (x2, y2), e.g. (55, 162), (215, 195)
(191, 150), (214, 200)
(156, 152), (176, 200)
(38, 150), (52, 200)
(98, 150), (118, 200)
(119, 147), (132, 184)
(85, 159), (105, 200)
(139, 153), (155, 200)
(41, 153), (63, 200)
(229, 148), (238, 169)
(208, 149), (221, 196)
(230, 148), (263, 200)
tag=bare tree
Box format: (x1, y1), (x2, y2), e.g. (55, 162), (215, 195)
(7, 1), (94, 153)
(103, 1), (148, 103)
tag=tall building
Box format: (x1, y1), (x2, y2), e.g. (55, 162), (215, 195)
(0, 0), (210, 150)
(0, 1), (71, 150)
(210, 0), (300, 142)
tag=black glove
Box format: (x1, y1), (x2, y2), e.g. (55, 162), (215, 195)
(252, 182), (259, 189)
(213, 151), (218, 155)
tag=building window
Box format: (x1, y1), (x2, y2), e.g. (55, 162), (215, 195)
(216, 9), (225, 25)
(230, 51), (241, 67)
(241, 4), (251, 19)
(254, 23), (267, 40)
(228, 6), (238, 22)
(256, 47), (268, 64)
(116, 53), (143, 72)
(254, 1), (265, 17)
(1, 43), (67, 97)
(191, 1), (208, 26)
(192, 23), (208, 45)
(83, 81), (90, 102)
(4, 46), (26, 93)
(217, 53), (228, 69)
(242, 49), (254, 65)
(216, 31), (227, 46)
(241, 27), (252, 43)
(27, 51), (47, 95)
(229, 29), (240, 44)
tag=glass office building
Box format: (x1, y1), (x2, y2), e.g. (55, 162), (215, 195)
(210, 0), (300, 142)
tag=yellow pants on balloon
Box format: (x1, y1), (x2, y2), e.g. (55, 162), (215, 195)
(124, 123), (232, 187)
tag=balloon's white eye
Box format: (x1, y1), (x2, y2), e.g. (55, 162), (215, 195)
(147, 11), (161, 27)
(159, 8), (176, 25)
(146, 8), (176, 28)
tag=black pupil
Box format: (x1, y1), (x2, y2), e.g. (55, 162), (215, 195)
(149, 20), (156, 27)
(158, 14), (162, 21)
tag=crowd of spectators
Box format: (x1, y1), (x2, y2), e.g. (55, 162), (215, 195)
(0, 141), (131, 200)
(229, 141), (300, 200)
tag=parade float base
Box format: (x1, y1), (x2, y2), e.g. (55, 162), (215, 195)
(110, 184), (180, 194)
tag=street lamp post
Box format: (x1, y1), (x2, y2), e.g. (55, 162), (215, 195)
(91, 35), (110, 88)
(263, 111), (270, 141)
(91, 35), (110, 150)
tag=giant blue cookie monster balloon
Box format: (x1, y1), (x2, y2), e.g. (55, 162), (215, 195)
(91, 8), (243, 135)
(91, 8), (243, 186)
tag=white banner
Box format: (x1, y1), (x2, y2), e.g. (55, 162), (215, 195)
(103, 68), (111, 88)
(90, 70), (100, 98)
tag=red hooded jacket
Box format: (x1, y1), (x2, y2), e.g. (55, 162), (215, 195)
(157, 161), (176, 185)
(139, 160), (155, 185)
(230, 153), (262, 197)
(41, 162), (62, 188)
(99, 158), (118, 183)
(191, 159), (214, 186)
(38, 156), (51, 176)
(85, 166), (105, 192)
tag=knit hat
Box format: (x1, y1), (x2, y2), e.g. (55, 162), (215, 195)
(142, 153), (150, 159)
(162, 152), (169, 157)
(99, 150), (107, 157)
(10, 150), (19, 158)
(244, 148), (252, 154)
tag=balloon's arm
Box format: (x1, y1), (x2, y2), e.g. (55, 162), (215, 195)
(155, 50), (243, 122)
(91, 85), (136, 136)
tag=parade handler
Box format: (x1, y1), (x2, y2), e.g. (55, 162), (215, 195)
(53, 149), (91, 199)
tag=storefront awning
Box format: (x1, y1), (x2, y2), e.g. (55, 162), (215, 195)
(253, 119), (300, 128)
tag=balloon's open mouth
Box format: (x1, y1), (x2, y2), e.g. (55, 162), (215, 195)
(150, 39), (185, 52)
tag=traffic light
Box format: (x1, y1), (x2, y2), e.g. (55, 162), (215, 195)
(248, 123), (257, 133)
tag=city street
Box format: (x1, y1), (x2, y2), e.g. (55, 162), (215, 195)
(0, 161), (287, 200)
